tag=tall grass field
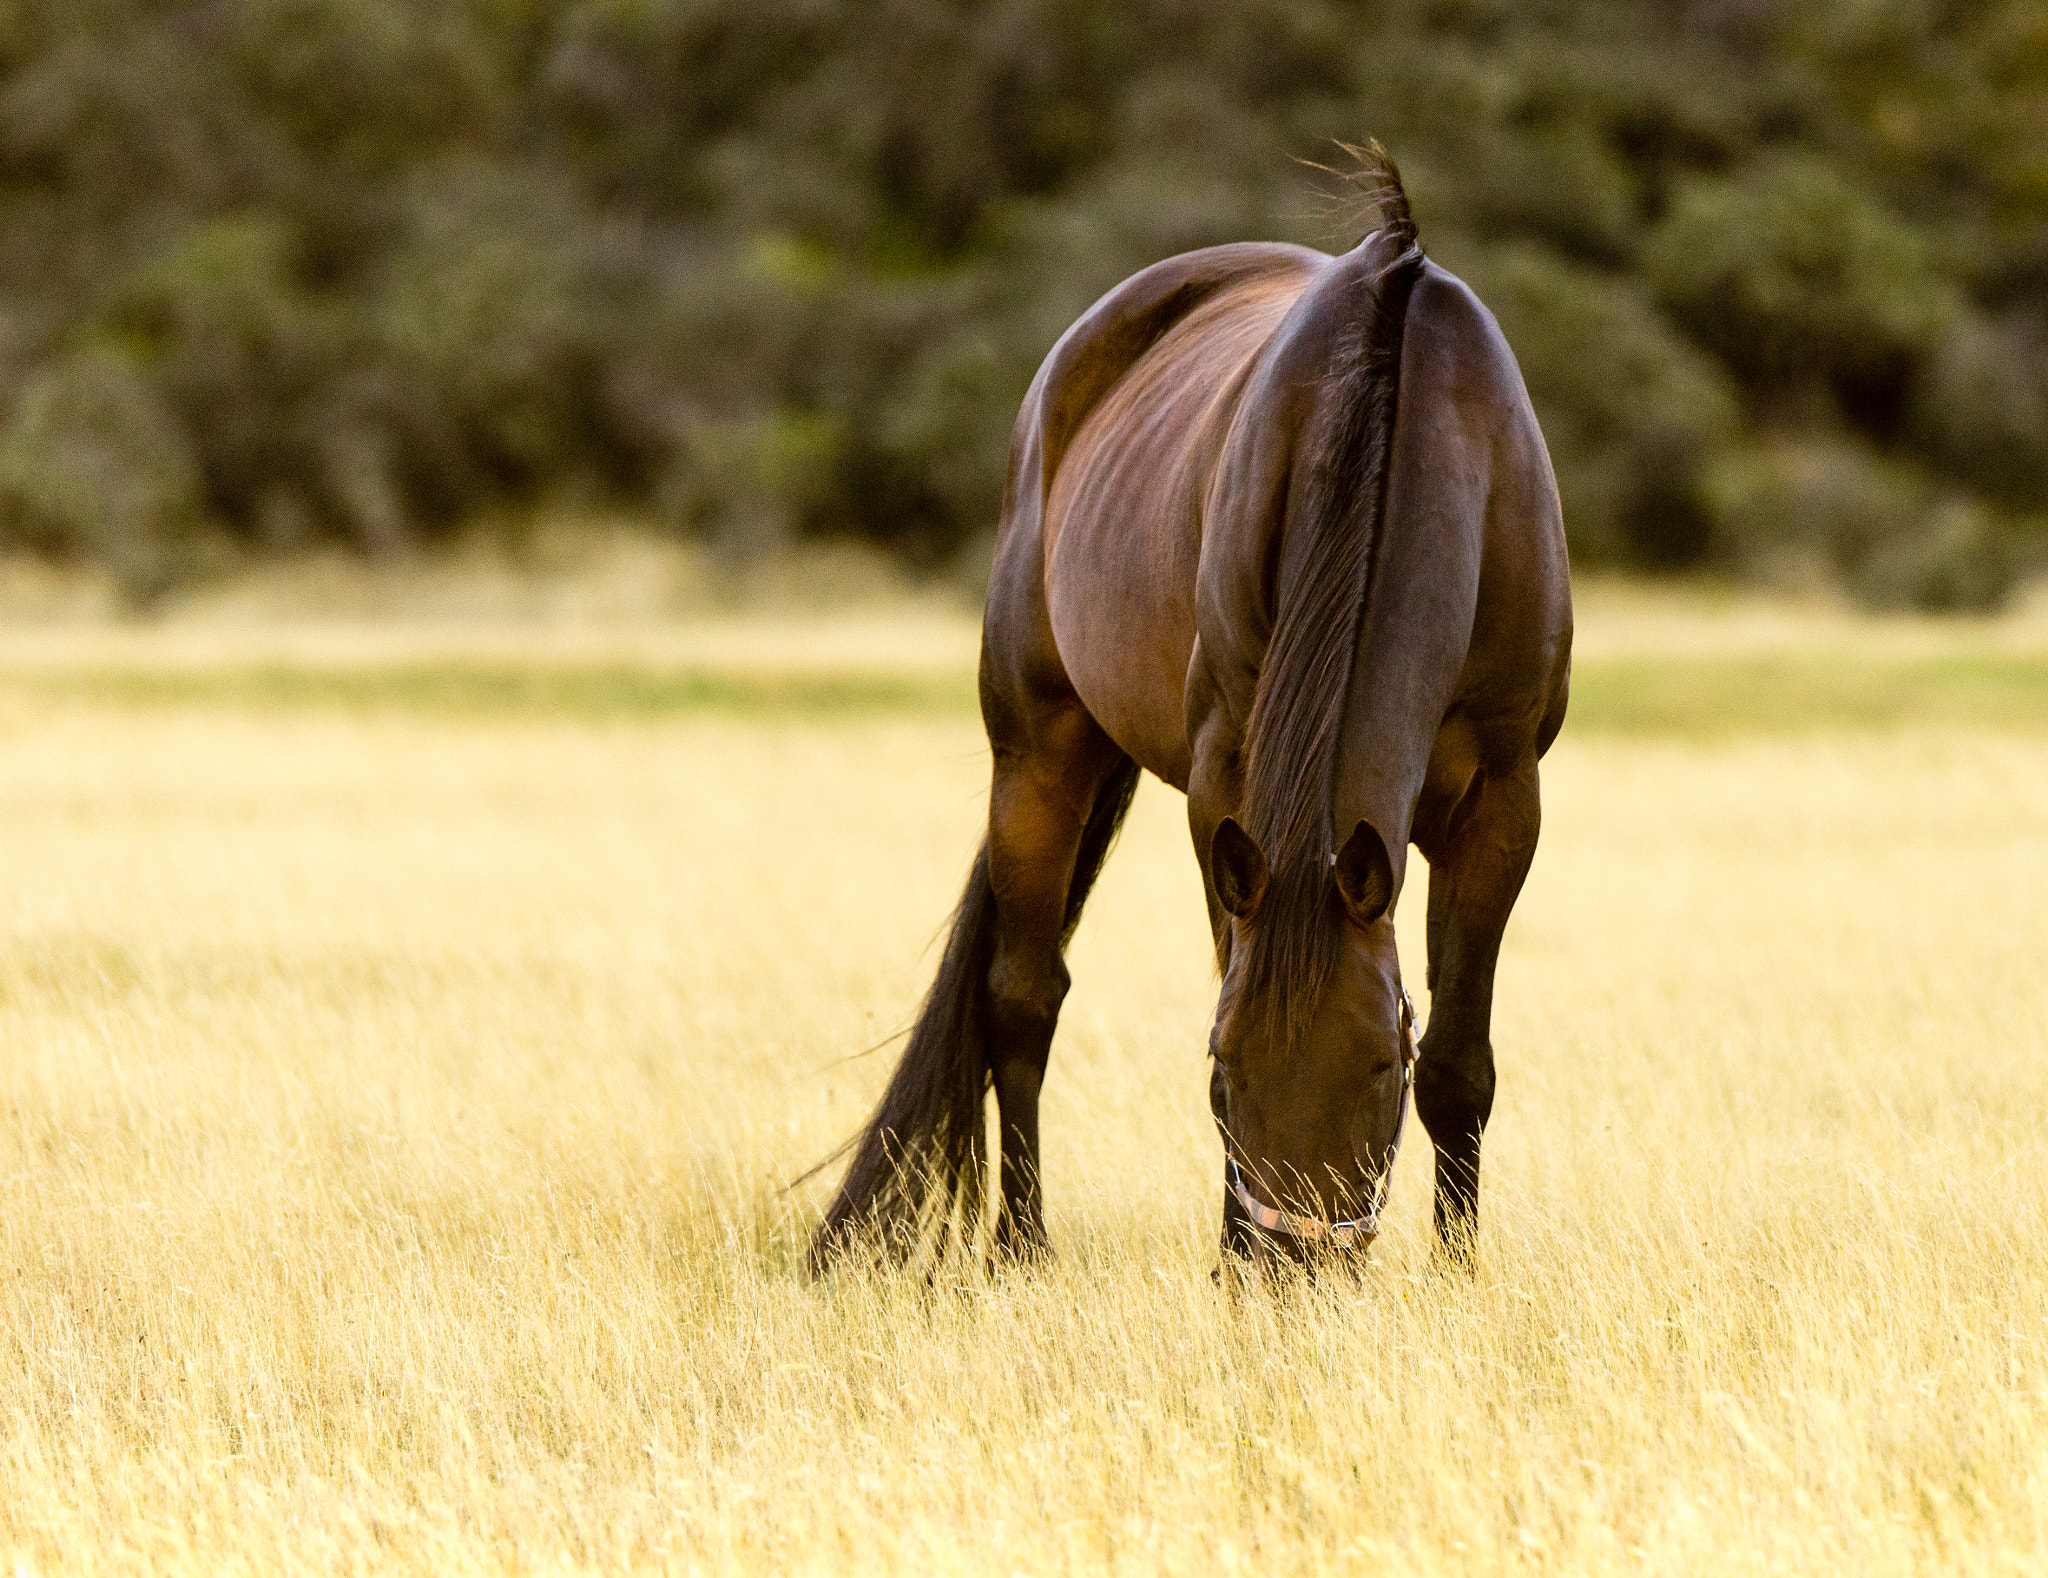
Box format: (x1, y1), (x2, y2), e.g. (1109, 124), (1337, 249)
(5, 580), (2048, 1573)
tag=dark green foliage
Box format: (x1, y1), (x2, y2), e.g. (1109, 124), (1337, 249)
(1642, 156), (1955, 424)
(1704, 438), (2020, 611)
(0, 0), (2043, 606)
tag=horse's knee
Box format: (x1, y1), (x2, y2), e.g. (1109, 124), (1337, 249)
(987, 946), (1069, 1070)
(1414, 1040), (1494, 1143)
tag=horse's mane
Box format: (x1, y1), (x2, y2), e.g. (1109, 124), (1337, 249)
(1234, 143), (1423, 1050)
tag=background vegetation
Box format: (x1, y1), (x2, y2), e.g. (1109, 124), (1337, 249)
(1, 0), (2045, 607)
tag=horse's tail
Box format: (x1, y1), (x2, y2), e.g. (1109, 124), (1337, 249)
(808, 756), (1140, 1274)
(1062, 755), (1141, 943)
(807, 842), (999, 1272)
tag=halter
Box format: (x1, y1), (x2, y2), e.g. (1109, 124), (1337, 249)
(1228, 986), (1421, 1250)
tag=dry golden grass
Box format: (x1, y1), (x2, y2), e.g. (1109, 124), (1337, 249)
(4, 582), (2048, 1572)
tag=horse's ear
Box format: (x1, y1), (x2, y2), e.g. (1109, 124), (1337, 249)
(1333, 820), (1393, 924)
(1210, 817), (1269, 919)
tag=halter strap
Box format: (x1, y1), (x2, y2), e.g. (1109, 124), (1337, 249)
(1229, 986), (1421, 1249)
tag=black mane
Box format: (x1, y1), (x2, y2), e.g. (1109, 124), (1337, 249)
(1234, 145), (1423, 1049)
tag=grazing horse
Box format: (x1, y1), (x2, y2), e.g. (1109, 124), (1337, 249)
(810, 151), (1570, 1272)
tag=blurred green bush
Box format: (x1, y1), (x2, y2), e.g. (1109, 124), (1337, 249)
(0, 0), (2041, 607)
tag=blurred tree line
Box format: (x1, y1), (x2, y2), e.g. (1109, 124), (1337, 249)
(0, 0), (2043, 607)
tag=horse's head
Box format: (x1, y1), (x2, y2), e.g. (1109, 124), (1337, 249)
(1205, 815), (1415, 1264)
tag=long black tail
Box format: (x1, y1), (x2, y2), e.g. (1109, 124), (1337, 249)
(1064, 756), (1140, 943)
(808, 756), (1139, 1273)
(807, 841), (1000, 1272)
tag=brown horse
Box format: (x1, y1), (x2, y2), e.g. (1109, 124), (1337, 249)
(811, 151), (1571, 1271)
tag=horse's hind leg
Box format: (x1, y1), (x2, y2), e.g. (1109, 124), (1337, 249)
(1414, 754), (1541, 1264)
(983, 702), (1134, 1260)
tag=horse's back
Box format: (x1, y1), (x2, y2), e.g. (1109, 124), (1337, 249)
(1007, 245), (1321, 783)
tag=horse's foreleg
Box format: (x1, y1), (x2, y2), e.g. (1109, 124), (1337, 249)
(985, 710), (1129, 1261)
(1415, 755), (1541, 1266)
